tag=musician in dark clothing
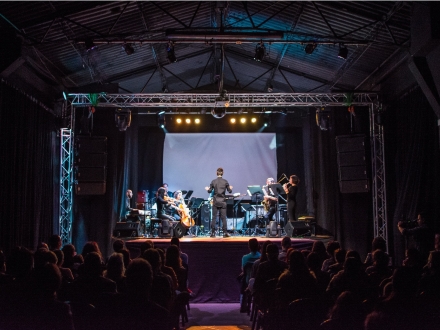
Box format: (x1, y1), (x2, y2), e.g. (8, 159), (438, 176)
(156, 187), (176, 222)
(205, 167), (233, 238)
(262, 177), (277, 223)
(283, 175), (299, 222)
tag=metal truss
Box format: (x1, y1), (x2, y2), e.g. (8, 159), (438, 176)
(59, 128), (74, 246)
(370, 104), (388, 251)
(67, 92), (378, 108)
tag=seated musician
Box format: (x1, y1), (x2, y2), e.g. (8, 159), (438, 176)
(262, 177), (277, 223)
(124, 189), (138, 221)
(171, 190), (186, 221)
(156, 187), (177, 222)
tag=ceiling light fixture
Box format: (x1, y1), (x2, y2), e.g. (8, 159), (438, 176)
(166, 41), (177, 63)
(304, 42), (317, 55)
(115, 108), (131, 131)
(122, 43), (134, 55)
(84, 38), (97, 52)
(254, 41), (266, 62)
(338, 44), (348, 60)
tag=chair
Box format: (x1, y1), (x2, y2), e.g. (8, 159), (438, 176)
(240, 261), (257, 314)
(252, 278), (279, 330)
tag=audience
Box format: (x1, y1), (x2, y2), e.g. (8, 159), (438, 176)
(322, 240), (341, 272)
(103, 252), (126, 293)
(278, 236), (291, 261)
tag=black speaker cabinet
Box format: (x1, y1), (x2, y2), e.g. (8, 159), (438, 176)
(339, 180), (370, 193)
(266, 221), (280, 238)
(113, 222), (140, 238)
(76, 136), (107, 154)
(200, 203), (211, 228)
(75, 153), (107, 168)
(173, 223), (186, 238)
(76, 167), (106, 182)
(284, 221), (311, 238)
(75, 182), (106, 195)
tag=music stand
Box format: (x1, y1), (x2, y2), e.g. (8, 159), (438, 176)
(247, 186), (264, 236)
(184, 190), (193, 203)
(240, 203), (254, 236)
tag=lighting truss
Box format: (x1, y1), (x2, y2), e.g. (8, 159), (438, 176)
(67, 93), (378, 108)
(59, 128), (73, 246)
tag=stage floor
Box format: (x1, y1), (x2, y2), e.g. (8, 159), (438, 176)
(123, 234), (332, 303)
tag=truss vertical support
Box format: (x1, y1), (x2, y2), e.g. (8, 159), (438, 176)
(370, 102), (388, 251)
(59, 127), (73, 246)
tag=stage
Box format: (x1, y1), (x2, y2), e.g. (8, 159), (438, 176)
(123, 234), (332, 303)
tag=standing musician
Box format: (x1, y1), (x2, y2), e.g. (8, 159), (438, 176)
(156, 187), (177, 222)
(205, 167), (233, 238)
(283, 175), (299, 222)
(262, 177), (277, 224)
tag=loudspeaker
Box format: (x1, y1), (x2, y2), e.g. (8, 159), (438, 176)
(158, 220), (174, 237)
(76, 136), (107, 153)
(174, 223), (186, 238)
(284, 221), (311, 237)
(113, 222), (140, 237)
(339, 180), (369, 193)
(75, 182), (106, 195)
(76, 153), (107, 167)
(76, 167), (106, 182)
(200, 204), (211, 228)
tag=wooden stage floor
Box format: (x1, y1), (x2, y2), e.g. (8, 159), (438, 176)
(122, 234), (332, 303)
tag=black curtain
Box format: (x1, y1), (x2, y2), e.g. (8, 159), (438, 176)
(0, 81), (56, 253)
(385, 87), (440, 265)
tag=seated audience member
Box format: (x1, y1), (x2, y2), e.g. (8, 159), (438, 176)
(170, 237), (188, 268)
(364, 236), (388, 267)
(111, 239), (131, 269)
(278, 236), (291, 261)
(140, 240), (154, 256)
(48, 234), (62, 251)
(96, 258), (171, 330)
(311, 240), (328, 267)
(307, 252), (331, 295)
(277, 250), (317, 304)
(247, 240), (272, 294)
(103, 252), (126, 293)
(67, 252), (117, 305)
(62, 244), (83, 278)
(419, 250), (440, 298)
(165, 245), (188, 293)
(34, 248), (58, 270)
(326, 257), (369, 302)
(253, 244), (288, 308)
(402, 247), (424, 275)
(157, 247), (178, 291)
(366, 249), (393, 290)
(242, 238), (261, 270)
(320, 291), (366, 330)
(142, 248), (174, 311)
(328, 248), (346, 278)
(322, 241), (341, 272)
(53, 249), (74, 283)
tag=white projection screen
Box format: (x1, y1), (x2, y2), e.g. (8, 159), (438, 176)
(163, 133), (277, 199)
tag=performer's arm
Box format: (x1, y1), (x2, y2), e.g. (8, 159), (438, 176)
(226, 181), (233, 193)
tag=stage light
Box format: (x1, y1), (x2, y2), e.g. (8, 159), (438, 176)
(176, 118), (182, 124)
(304, 43), (317, 54)
(157, 114), (165, 128)
(166, 41), (177, 63)
(240, 118), (246, 124)
(267, 84), (273, 93)
(316, 107), (331, 131)
(251, 117), (257, 123)
(84, 38), (96, 52)
(195, 118), (200, 124)
(230, 118), (236, 124)
(185, 118), (191, 124)
(338, 44), (348, 60)
(122, 43), (134, 55)
(254, 41), (266, 62)
(263, 114), (271, 128)
(211, 107), (226, 119)
(115, 108), (131, 131)
(158, 110), (166, 115)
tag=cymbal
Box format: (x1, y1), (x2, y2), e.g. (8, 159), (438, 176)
(181, 190), (188, 195)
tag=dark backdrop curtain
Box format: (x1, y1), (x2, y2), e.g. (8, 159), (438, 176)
(385, 87), (440, 265)
(0, 81), (56, 253)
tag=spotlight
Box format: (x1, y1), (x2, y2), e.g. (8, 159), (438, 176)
(263, 114), (271, 128)
(195, 118), (200, 124)
(62, 91), (67, 100)
(176, 118), (182, 124)
(338, 44), (348, 60)
(304, 43), (317, 55)
(251, 117), (257, 123)
(240, 118), (246, 124)
(115, 109), (131, 131)
(157, 114), (165, 128)
(230, 118), (236, 124)
(185, 118), (191, 124)
(84, 38), (96, 52)
(254, 41), (266, 62)
(211, 108), (226, 119)
(166, 41), (177, 63)
(122, 43), (134, 55)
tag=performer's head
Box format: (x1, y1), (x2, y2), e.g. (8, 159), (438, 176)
(126, 189), (133, 198)
(217, 167), (224, 177)
(157, 187), (166, 198)
(174, 190), (182, 200)
(162, 183), (168, 191)
(266, 177), (274, 185)
(290, 175), (300, 185)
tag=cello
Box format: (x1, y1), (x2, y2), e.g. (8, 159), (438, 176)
(179, 204), (195, 228)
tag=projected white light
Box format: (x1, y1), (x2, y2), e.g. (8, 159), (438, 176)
(185, 118), (191, 124)
(230, 118), (236, 124)
(240, 118), (246, 124)
(176, 118), (182, 124)
(251, 117), (257, 123)
(194, 118), (200, 124)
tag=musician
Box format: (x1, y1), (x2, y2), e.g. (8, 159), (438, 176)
(205, 167), (233, 238)
(162, 183), (173, 197)
(156, 187), (176, 222)
(283, 175), (299, 222)
(172, 190), (186, 221)
(262, 177), (277, 223)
